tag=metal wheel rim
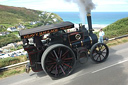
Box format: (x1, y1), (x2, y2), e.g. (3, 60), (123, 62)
(43, 45), (76, 78)
(91, 43), (109, 62)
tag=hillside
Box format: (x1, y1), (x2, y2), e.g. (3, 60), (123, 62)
(0, 5), (63, 28)
(0, 5), (42, 25)
(0, 5), (63, 47)
(103, 17), (128, 38)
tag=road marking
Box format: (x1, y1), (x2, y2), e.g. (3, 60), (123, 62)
(92, 58), (128, 73)
(51, 58), (128, 85)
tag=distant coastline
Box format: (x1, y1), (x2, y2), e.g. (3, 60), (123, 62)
(74, 24), (106, 31)
(54, 12), (128, 28)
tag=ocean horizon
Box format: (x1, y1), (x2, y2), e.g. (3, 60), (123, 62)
(54, 12), (128, 28)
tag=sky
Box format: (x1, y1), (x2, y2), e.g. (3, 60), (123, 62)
(0, 0), (128, 12)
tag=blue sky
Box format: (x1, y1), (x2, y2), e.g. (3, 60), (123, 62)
(0, 0), (128, 12)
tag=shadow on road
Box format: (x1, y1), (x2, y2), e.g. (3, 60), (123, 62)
(29, 70), (47, 77)
(64, 47), (128, 85)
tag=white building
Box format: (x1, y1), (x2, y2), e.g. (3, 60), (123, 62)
(7, 27), (18, 32)
(51, 15), (55, 18)
(17, 25), (25, 31)
(0, 32), (10, 36)
(53, 18), (57, 22)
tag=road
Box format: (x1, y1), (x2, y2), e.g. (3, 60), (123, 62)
(0, 42), (128, 85)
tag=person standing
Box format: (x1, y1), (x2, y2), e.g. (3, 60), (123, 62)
(99, 28), (105, 43)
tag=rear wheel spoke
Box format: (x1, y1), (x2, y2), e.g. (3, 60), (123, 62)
(63, 63), (72, 68)
(48, 56), (56, 61)
(62, 50), (69, 57)
(43, 45), (76, 78)
(59, 50), (62, 58)
(55, 65), (58, 77)
(58, 47), (60, 55)
(48, 65), (54, 71)
(63, 58), (73, 61)
(47, 62), (56, 65)
(59, 65), (65, 75)
(49, 64), (57, 72)
(50, 52), (55, 58)
(53, 50), (59, 59)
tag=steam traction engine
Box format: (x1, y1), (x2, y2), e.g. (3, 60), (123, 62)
(19, 13), (109, 78)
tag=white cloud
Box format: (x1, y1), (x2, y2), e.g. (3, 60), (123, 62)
(0, 0), (128, 12)
(0, 0), (7, 1)
(17, 0), (78, 12)
(94, 0), (128, 5)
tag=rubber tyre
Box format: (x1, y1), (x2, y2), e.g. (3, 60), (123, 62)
(90, 43), (109, 63)
(41, 44), (76, 78)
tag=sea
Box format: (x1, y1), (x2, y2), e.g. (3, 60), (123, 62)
(54, 12), (128, 28)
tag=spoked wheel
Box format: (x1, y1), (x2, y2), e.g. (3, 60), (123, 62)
(90, 43), (109, 63)
(41, 44), (76, 78)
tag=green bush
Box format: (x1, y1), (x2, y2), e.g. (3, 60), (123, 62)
(17, 55), (27, 62)
(0, 33), (20, 47)
(0, 57), (20, 68)
(0, 55), (27, 68)
(96, 17), (128, 38)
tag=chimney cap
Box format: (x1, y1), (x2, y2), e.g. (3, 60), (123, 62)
(87, 13), (91, 16)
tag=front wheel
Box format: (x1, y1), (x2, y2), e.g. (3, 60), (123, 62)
(41, 44), (76, 78)
(90, 43), (109, 63)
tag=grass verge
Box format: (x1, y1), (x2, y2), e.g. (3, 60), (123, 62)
(106, 37), (128, 47)
(0, 66), (26, 79)
(0, 55), (27, 68)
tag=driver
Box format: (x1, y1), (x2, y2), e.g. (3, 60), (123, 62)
(33, 36), (43, 50)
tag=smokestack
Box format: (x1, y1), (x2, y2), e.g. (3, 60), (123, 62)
(87, 12), (93, 33)
(64, 0), (95, 26)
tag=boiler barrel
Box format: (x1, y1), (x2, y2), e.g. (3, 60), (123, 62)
(83, 34), (98, 49)
(71, 34), (98, 49)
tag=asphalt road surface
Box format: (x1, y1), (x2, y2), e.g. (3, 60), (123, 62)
(0, 42), (128, 85)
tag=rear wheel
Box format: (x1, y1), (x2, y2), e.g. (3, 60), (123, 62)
(90, 43), (109, 63)
(41, 44), (76, 78)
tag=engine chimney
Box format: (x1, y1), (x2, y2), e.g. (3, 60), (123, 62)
(87, 12), (93, 33)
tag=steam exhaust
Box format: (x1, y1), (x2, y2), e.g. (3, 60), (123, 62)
(65, 0), (95, 33)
